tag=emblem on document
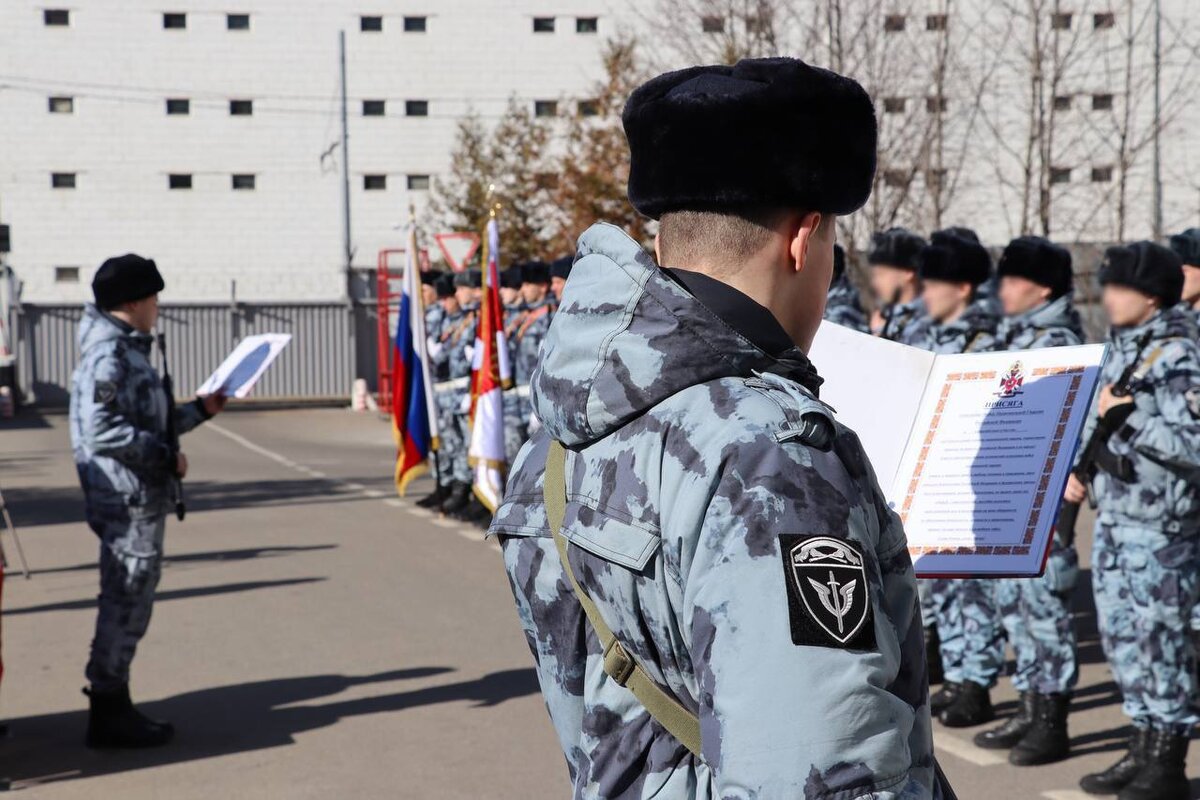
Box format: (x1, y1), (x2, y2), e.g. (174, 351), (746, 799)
(779, 535), (874, 649)
(996, 361), (1025, 398)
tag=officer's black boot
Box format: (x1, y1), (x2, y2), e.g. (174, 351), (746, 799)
(1009, 692), (1070, 765)
(974, 691), (1036, 749)
(1117, 729), (1190, 800)
(925, 625), (944, 685)
(439, 481), (470, 515)
(415, 484), (448, 509)
(939, 680), (994, 727)
(1079, 727), (1151, 795)
(85, 686), (174, 749)
(930, 681), (961, 715)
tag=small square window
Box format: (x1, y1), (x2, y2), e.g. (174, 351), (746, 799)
(48, 96), (74, 113)
(169, 173), (193, 189)
(1092, 93), (1114, 110)
(578, 100), (599, 117)
(163, 12), (186, 29)
(230, 99), (253, 116)
(1051, 12), (1072, 30)
(227, 13), (250, 30)
(927, 168), (948, 191)
(883, 169), (907, 188)
(534, 100), (558, 118)
(1053, 95), (1072, 110)
(43, 9), (69, 26)
(1049, 167), (1071, 184)
(576, 17), (598, 33)
(51, 172), (76, 189)
(1094, 12), (1115, 29)
(926, 13), (948, 31)
(533, 17), (555, 33)
(1091, 165), (1113, 182)
(232, 174), (256, 190)
(744, 16), (769, 34)
(883, 97), (906, 114)
(363, 100), (386, 116)
(166, 98), (190, 115)
(405, 100), (428, 117)
(407, 174), (431, 190)
(360, 15), (383, 32)
(55, 266), (80, 283)
(364, 174), (387, 190)
(701, 15), (724, 33)
(884, 14), (906, 32)
(403, 16), (426, 32)
(926, 96), (948, 113)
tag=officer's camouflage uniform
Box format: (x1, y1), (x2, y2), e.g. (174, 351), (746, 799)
(825, 272), (870, 333)
(490, 224), (941, 798)
(432, 305), (476, 486)
(1084, 305), (1200, 734)
(880, 297), (930, 346)
(989, 294), (1084, 695)
(69, 304), (209, 690)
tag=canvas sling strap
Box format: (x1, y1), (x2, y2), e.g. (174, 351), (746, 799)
(543, 440), (703, 758)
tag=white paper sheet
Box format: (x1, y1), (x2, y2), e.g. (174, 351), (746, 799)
(196, 333), (292, 399)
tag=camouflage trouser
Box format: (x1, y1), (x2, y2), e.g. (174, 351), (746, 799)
(502, 390), (528, 466)
(1092, 522), (1200, 733)
(86, 506), (167, 691)
(434, 386), (471, 486)
(995, 539), (1079, 694)
(931, 577), (1005, 687)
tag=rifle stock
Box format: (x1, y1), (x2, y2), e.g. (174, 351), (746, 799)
(158, 332), (186, 522)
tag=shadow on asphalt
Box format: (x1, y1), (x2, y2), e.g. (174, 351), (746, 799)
(1, 578), (326, 617)
(0, 666), (539, 788)
(27, 544), (339, 578)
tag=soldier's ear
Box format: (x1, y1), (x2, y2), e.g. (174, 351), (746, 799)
(653, 233), (662, 266)
(789, 212), (823, 275)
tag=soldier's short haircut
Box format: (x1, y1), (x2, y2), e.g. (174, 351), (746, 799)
(657, 208), (790, 272)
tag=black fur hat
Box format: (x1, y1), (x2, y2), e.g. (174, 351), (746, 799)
(998, 236), (1073, 299)
(549, 256), (573, 281)
(623, 57), (877, 220)
(867, 227), (926, 270)
(420, 270), (438, 286)
(92, 253), (165, 310)
(1098, 241), (1184, 307)
(434, 273), (455, 299)
(918, 229), (992, 286)
(500, 264), (524, 290)
(522, 260), (550, 285)
(1169, 228), (1200, 266)
(453, 269), (482, 289)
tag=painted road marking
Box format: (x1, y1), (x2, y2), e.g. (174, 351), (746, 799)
(1041, 791), (1092, 800)
(934, 732), (1006, 766)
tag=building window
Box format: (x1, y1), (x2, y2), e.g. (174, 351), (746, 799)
(1092, 93), (1114, 110)
(1053, 95), (1072, 110)
(1091, 165), (1114, 182)
(576, 17), (598, 33)
(534, 100), (558, 118)
(403, 16), (426, 32)
(701, 15), (724, 33)
(230, 99), (253, 116)
(925, 13), (948, 31)
(363, 100), (386, 116)
(884, 14), (906, 32)
(407, 174), (431, 190)
(232, 174), (256, 190)
(1094, 11), (1115, 29)
(227, 13), (250, 30)
(55, 266), (80, 283)
(926, 168), (948, 192)
(533, 17), (555, 33)
(883, 169), (907, 188)
(883, 97), (906, 114)
(163, 12), (186, 29)
(926, 96), (948, 113)
(405, 100), (428, 117)
(364, 174), (387, 190)
(51, 172), (76, 189)
(43, 9), (69, 26)
(169, 173), (193, 190)
(1051, 12), (1072, 30)
(1049, 167), (1071, 184)
(166, 98), (190, 115)
(578, 100), (599, 117)
(360, 15), (383, 32)
(48, 96), (74, 113)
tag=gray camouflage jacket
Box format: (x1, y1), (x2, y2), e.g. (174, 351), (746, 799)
(878, 297), (928, 346)
(824, 273), (869, 333)
(1080, 306), (1200, 533)
(510, 296), (555, 386)
(907, 300), (998, 354)
(994, 294), (1084, 351)
(69, 304), (208, 516)
(490, 223), (939, 799)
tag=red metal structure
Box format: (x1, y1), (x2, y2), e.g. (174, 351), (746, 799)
(376, 246), (430, 413)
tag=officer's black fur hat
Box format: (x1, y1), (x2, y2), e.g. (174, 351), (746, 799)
(998, 236), (1073, 299)
(434, 273), (455, 299)
(420, 270), (438, 286)
(832, 243), (846, 280)
(1098, 241), (1184, 307)
(453, 269), (481, 289)
(549, 256), (573, 281)
(867, 227), (926, 270)
(92, 253), (165, 310)
(500, 264), (524, 290)
(1169, 228), (1200, 266)
(622, 57), (877, 220)
(522, 260), (550, 285)
(918, 229), (992, 287)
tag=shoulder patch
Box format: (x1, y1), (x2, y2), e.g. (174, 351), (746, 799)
(93, 380), (118, 406)
(779, 534), (876, 651)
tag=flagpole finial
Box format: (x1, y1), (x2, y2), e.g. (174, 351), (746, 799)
(408, 203), (417, 224)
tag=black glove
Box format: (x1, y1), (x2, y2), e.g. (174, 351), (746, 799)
(1094, 443), (1136, 482)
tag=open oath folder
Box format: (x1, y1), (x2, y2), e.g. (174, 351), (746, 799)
(809, 321), (1107, 579)
(196, 333), (292, 399)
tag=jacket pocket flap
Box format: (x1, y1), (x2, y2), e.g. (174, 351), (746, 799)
(562, 502), (661, 572)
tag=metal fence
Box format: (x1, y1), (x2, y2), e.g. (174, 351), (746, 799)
(10, 301), (376, 407)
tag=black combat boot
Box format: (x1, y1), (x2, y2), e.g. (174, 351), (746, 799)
(1117, 729), (1190, 800)
(925, 625), (944, 685)
(974, 691), (1036, 749)
(415, 484), (448, 509)
(439, 481), (471, 515)
(85, 685), (174, 749)
(1009, 692), (1070, 765)
(939, 680), (994, 727)
(1079, 727), (1151, 795)
(930, 681), (961, 715)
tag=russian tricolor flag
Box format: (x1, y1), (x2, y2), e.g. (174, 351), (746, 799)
(392, 225), (439, 496)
